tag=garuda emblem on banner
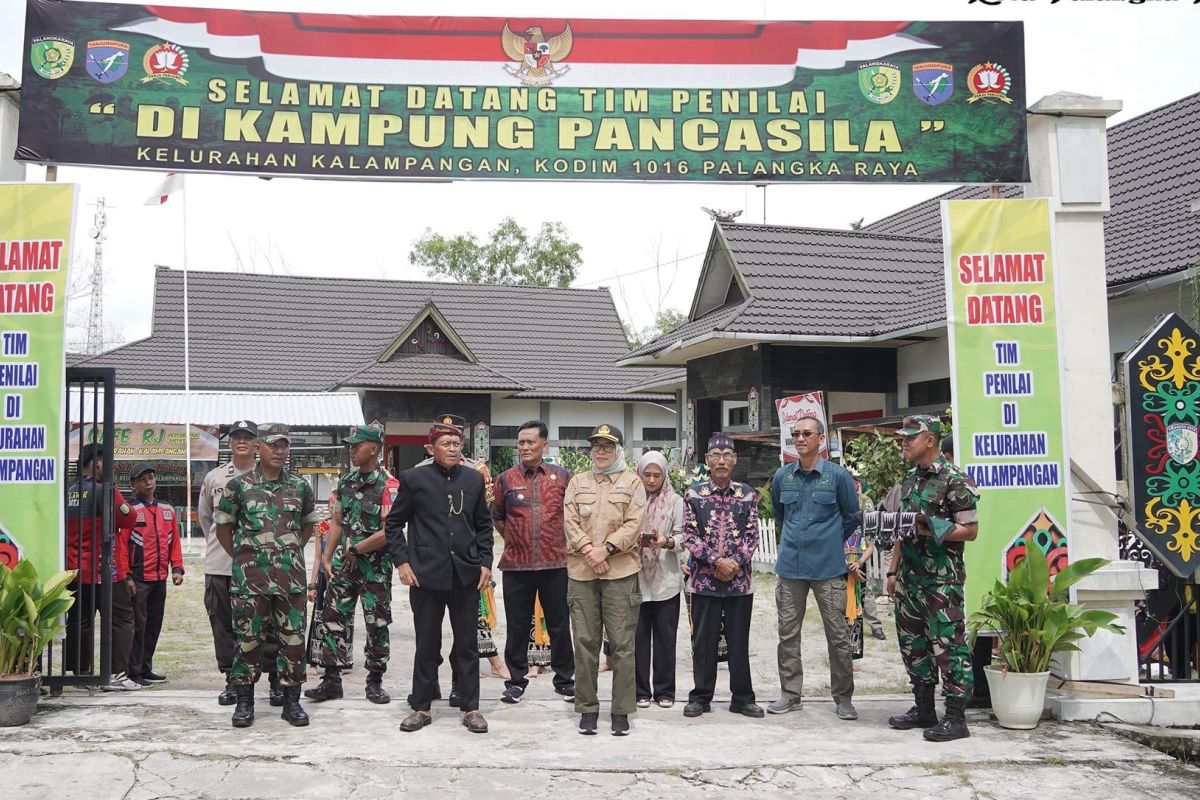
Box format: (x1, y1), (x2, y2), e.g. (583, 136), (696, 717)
(501, 22), (573, 85)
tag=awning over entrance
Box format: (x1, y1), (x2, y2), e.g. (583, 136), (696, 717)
(65, 389), (365, 427)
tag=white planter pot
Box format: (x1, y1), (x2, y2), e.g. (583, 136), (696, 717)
(984, 664), (1050, 730)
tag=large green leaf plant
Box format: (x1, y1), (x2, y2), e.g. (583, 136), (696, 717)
(0, 560), (76, 678)
(968, 553), (1125, 674)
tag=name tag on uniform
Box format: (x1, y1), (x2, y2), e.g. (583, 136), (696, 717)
(162, 510), (173, 520)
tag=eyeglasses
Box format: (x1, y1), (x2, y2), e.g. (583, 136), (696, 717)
(590, 443), (617, 453)
(792, 430), (820, 439)
(707, 452), (735, 462)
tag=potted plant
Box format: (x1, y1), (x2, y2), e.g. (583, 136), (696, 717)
(0, 560), (76, 726)
(968, 553), (1125, 730)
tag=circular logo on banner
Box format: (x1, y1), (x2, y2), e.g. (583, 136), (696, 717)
(142, 42), (189, 85)
(967, 62), (1013, 104)
(30, 35), (75, 80)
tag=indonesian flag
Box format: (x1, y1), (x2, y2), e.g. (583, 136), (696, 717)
(120, 9), (934, 89)
(144, 172), (183, 206)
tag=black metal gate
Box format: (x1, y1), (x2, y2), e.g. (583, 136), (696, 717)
(1121, 530), (1200, 683)
(44, 367), (116, 694)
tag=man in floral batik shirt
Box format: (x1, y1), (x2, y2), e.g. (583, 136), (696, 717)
(682, 433), (763, 719)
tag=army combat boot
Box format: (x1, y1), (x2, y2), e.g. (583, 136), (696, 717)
(888, 683), (938, 730)
(304, 669), (343, 702)
(924, 697), (970, 742)
(268, 671), (286, 707)
(365, 671), (390, 705)
(281, 686), (310, 727)
(231, 685), (255, 728)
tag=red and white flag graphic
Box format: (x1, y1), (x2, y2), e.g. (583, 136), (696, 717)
(144, 172), (183, 206)
(121, 10), (933, 89)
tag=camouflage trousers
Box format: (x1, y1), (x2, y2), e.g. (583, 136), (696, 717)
(230, 592), (306, 687)
(317, 565), (392, 673)
(895, 579), (973, 702)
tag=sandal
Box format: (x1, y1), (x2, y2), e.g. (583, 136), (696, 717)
(657, 698), (674, 709)
(637, 697), (651, 708)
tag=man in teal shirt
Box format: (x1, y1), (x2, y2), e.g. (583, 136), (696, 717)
(768, 416), (860, 721)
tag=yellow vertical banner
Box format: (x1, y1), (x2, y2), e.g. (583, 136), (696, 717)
(0, 183), (77, 577)
(943, 198), (1070, 615)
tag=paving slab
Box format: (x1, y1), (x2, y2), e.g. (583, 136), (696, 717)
(4, 689), (1200, 799)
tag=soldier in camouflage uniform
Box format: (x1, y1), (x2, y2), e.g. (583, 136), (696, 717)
(306, 425), (396, 705)
(215, 423), (321, 728)
(885, 415), (979, 742)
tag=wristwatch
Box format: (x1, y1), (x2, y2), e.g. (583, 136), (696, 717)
(604, 542), (617, 555)
(348, 544), (359, 556)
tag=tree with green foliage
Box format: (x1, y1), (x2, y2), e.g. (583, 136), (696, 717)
(844, 430), (908, 503)
(409, 217), (582, 287)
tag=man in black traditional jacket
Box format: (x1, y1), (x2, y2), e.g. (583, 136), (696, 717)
(386, 418), (494, 734)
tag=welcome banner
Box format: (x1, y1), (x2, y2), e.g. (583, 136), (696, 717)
(0, 182), (76, 577)
(19, 1), (1027, 183)
(943, 198), (1069, 615)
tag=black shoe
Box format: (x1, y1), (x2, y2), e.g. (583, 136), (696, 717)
(611, 714), (630, 736)
(683, 701), (711, 718)
(578, 712), (599, 735)
(141, 670), (167, 684)
(555, 684), (576, 702)
(448, 688), (461, 709)
(923, 699), (970, 742)
(500, 686), (525, 704)
(729, 702), (765, 719)
(268, 675), (286, 707)
(231, 685), (255, 728)
(365, 672), (390, 705)
(871, 627), (887, 641)
(280, 686), (310, 727)
(304, 671), (343, 702)
(217, 682), (237, 706)
(130, 676), (152, 687)
(888, 684), (938, 730)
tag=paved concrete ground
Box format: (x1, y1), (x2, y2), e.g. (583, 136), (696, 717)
(7, 549), (1199, 798)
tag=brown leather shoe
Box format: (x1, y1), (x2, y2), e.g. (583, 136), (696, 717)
(462, 710), (488, 734)
(399, 710), (431, 732)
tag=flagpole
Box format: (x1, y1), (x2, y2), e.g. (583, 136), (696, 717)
(181, 175), (194, 549)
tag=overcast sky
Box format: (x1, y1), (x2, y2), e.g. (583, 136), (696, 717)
(2, 0), (1197, 349)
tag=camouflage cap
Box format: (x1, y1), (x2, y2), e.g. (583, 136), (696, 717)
(342, 425), (383, 446)
(895, 414), (945, 437)
(259, 422), (291, 444)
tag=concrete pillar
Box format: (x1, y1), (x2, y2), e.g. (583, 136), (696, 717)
(1026, 93), (1157, 686)
(0, 73), (27, 182)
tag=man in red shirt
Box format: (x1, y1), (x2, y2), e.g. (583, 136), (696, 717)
(65, 443), (139, 677)
(125, 463), (185, 684)
(493, 420), (575, 704)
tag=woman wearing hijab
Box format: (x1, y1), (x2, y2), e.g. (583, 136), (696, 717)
(634, 451), (685, 709)
(564, 423), (646, 736)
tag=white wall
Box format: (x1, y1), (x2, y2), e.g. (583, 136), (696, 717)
(896, 336), (950, 407)
(1108, 282), (1185, 358)
(491, 398), (543, 427)
(633, 400), (678, 446)
(0, 74), (26, 182)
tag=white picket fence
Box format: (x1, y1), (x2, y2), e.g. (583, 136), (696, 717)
(754, 520), (887, 586)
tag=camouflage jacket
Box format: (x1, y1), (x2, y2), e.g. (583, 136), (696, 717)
(898, 455), (979, 586)
(329, 466), (395, 580)
(213, 467), (319, 596)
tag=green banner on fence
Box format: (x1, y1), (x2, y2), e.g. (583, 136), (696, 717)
(19, 1), (1027, 183)
(944, 198), (1070, 614)
(0, 182), (76, 578)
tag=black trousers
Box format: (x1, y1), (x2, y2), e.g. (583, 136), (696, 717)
(410, 572), (480, 712)
(689, 593), (755, 706)
(65, 582), (97, 674)
(131, 579), (167, 677)
(636, 593), (680, 701)
(502, 568), (575, 693)
(204, 574), (236, 674)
